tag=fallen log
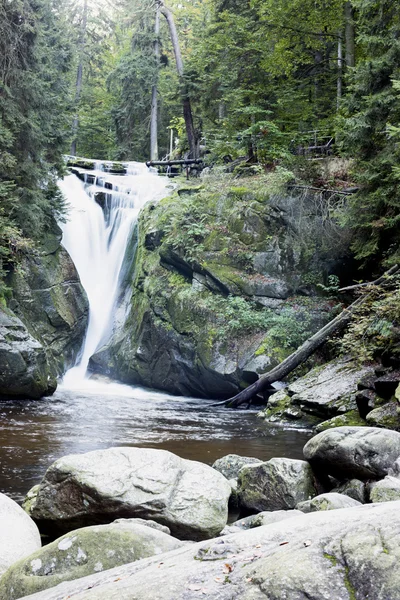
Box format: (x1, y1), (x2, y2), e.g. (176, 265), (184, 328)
(225, 265), (399, 408)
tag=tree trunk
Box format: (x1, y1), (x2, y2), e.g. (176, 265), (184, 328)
(150, 8), (160, 162)
(70, 0), (88, 156)
(345, 1), (355, 68)
(337, 31), (343, 110)
(225, 265), (399, 408)
(157, 1), (198, 159)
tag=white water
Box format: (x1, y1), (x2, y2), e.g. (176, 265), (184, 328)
(58, 161), (169, 388)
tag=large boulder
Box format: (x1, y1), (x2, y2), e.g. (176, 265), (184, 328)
(0, 520), (183, 599)
(238, 458), (317, 512)
(303, 426), (400, 480)
(0, 308), (56, 399)
(29, 447), (231, 541)
(212, 454), (262, 481)
(0, 492), (41, 577)
(296, 492), (361, 513)
(17, 501), (400, 600)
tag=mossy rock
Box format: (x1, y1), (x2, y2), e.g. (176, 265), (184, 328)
(366, 401), (400, 430)
(315, 410), (367, 433)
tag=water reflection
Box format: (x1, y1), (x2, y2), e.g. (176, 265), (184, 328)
(0, 381), (312, 503)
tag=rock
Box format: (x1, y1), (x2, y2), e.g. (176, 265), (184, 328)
(8, 220), (89, 375)
(366, 401), (400, 430)
(17, 501), (400, 600)
(303, 426), (400, 480)
(212, 454), (262, 481)
(112, 518), (171, 535)
(369, 476), (400, 503)
(374, 370), (400, 399)
(0, 307), (55, 399)
(258, 390), (319, 428)
(29, 447), (231, 541)
(0, 492), (41, 577)
(231, 510), (303, 529)
(331, 479), (367, 503)
(0, 520), (183, 599)
(296, 492), (361, 513)
(355, 388), (377, 418)
(238, 458), (317, 512)
(314, 409), (366, 432)
(288, 358), (374, 418)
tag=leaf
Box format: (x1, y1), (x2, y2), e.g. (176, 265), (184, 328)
(223, 563), (233, 574)
(279, 541), (289, 546)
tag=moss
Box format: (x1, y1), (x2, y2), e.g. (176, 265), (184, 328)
(343, 566), (357, 600)
(323, 553), (338, 567)
(315, 410), (367, 433)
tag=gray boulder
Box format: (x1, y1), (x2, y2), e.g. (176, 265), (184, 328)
(296, 492), (361, 513)
(0, 520), (183, 599)
(238, 458), (317, 512)
(212, 454), (262, 480)
(0, 308), (56, 399)
(18, 501), (400, 600)
(29, 447), (231, 541)
(303, 426), (400, 480)
(0, 492), (41, 577)
(369, 476), (400, 503)
(366, 401), (400, 430)
(331, 479), (367, 503)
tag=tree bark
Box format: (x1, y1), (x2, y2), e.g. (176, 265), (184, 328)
(345, 1), (355, 68)
(150, 8), (160, 162)
(70, 0), (88, 156)
(337, 31), (343, 110)
(225, 266), (399, 408)
(157, 1), (198, 159)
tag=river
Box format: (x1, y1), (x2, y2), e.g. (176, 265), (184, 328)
(0, 379), (311, 503)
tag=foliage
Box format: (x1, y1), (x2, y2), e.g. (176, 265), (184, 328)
(339, 277), (400, 362)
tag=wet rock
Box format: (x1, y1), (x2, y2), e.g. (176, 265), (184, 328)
(369, 476), (400, 503)
(0, 492), (41, 577)
(144, 228), (165, 251)
(0, 520), (183, 599)
(331, 479), (367, 503)
(296, 492), (361, 513)
(304, 426), (400, 480)
(212, 454), (262, 481)
(29, 447), (231, 541)
(238, 458), (317, 512)
(17, 501), (400, 600)
(366, 401), (400, 430)
(0, 308), (55, 399)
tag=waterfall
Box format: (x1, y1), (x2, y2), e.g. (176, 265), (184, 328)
(58, 161), (169, 387)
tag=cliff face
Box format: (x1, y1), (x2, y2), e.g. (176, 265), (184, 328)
(90, 176), (352, 399)
(0, 218), (89, 399)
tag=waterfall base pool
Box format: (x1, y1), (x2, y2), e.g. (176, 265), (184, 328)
(0, 380), (312, 503)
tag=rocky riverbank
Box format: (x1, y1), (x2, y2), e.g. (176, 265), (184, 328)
(1, 426), (400, 599)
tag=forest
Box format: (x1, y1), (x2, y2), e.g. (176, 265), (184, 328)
(1, 0), (400, 290)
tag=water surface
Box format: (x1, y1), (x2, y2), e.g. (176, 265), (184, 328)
(0, 381), (312, 503)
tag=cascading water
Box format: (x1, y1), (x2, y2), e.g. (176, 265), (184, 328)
(58, 161), (169, 387)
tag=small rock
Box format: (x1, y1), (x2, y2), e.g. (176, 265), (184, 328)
(296, 492), (361, 513)
(355, 389), (377, 418)
(212, 454), (262, 481)
(374, 371), (400, 400)
(331, 479), (367, 503)
(366, 402), (400, 430)
(238, 458), (317, 512)
(231, 510), (303, 530)
(369, 476), (400, 503)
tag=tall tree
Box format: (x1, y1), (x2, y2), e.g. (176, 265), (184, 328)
(70, 0), (88, 156)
